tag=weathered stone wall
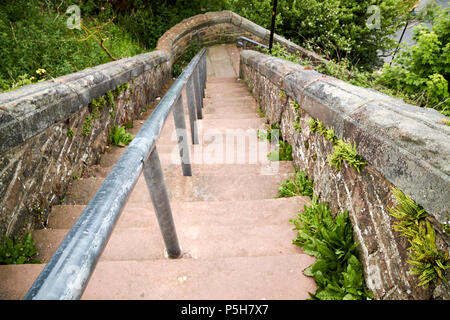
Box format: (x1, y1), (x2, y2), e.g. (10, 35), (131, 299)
(239, 50), (450, 300)
(156, 10), (325, 65)
(0, 52), (171, 238)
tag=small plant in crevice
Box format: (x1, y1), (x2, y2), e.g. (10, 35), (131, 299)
(308, 117), (366, 173)
(290, 197), (373, 300)
(328, 140), (367, 173)
(0, 233), (41, 265)
(257, 123), (280, 143)
(82, 115), (93, 136)
(293, 122), (302, 133)
(256, 107), (265, 118)
(388, 187), (449, 288)
(277, 170), (314, 198)
(32, 200), (47, 228)
(109, 124), (135, 147)
(268, 140), (293, 161)
(67, 127), (74, 138)
(257, 123), (293, 161)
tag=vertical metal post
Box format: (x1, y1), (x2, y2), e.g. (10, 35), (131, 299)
(186, 77), (199, 145)
(173, 95), (192, 176)
(143, 147), (182, 259)
(201, 53), (206, 99)
(269, 0), (278, 52)
(193, 66), (203, 117)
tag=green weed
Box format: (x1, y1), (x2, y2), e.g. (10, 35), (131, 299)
(290, 197), (373, 300)
(277, 170), (314, 198)
(0, 233), (41, 265)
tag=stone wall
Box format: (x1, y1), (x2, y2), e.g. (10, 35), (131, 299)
(0, 52), (171, 238)
(239, 50), (450, 300)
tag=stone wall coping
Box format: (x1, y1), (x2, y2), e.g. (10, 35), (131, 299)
(0, 51), (169, 155)
(241, 49), (450, 223)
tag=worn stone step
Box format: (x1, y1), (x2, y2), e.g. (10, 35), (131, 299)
(204, 95), (257, 107)
(32, 221), (303, 262)
(64, 173), (292, 205)
(0, 254), (316, 300)
(91, 161), (293, 180)
(205, 88), (251, 99)
(205, 83), (246, 91)
(48, 197), (308, 230)
(206, 76), (240, 84)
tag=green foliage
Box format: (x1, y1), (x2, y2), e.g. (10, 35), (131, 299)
(82, 115), (93, 136)
(109, 124), (134, 147)
(328, 139), (367, 173)
(267, 140), (293, 161)
(379, 6), (450, 116)
(258, 123), (293, 161)
(256, 107), (265, 118)
(228, 0), (414, 67)
(67, 127), (74, 138)
(388, 187), (449, 288)
(0, 0), (145, 92)
(172, 41), (202, 78)
(277, 170), (314, 198)
(293, 122), (302, 133)
(257, 123), (280, 143)
(291, 197), (372, 300)
(0, 233), (41, 265)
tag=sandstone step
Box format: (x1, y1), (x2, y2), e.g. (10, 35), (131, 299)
(82, 255), (316, 300)
(206, 77), (239, 84)
(98, 141), (280, 170)
(203, 95), (257, 106)
(48, 197), (308, 230)
(0, 254), (316, 300)
(204, 87), (251, 98)
(205, 83), (246, 91)
(90, 161), (293, 179)
(65, 173), (292, 205)
(32, 221), (303, 262)
(202, 113), (263, 119)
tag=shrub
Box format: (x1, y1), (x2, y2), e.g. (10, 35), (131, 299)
(378, 6), (450, 116)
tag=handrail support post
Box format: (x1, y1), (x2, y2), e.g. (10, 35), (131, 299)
(143, 147), (182, 259)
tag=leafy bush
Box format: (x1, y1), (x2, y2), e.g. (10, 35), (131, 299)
(0, 233), (41, 265)
(378, 7), (450, 116)
(291, 197), (372, 300)
(277, 170), (314, 198)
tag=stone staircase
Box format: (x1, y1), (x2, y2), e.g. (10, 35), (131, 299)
(0, 44), (315, 300)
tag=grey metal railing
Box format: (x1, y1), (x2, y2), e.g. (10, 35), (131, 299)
(23, 48), (207, 300)
(236, 36), (269, 51)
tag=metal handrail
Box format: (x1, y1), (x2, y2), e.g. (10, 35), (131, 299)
(236, 36), (269, 50)
(23, 48), (207, 300)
